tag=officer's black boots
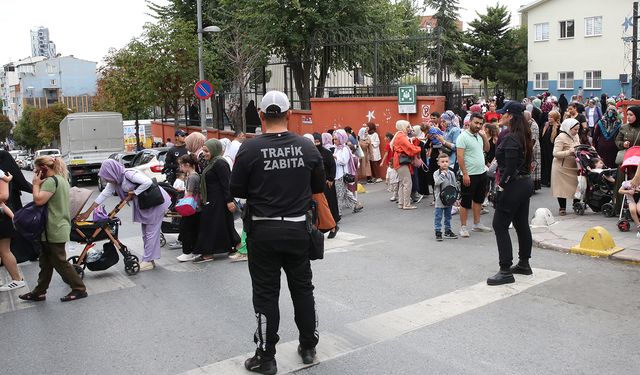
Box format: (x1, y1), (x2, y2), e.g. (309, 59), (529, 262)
(244, 350), (277, 375)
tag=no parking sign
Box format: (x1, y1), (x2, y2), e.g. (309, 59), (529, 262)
(194, 80), (214, 100)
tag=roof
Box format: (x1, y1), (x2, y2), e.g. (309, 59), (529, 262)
(518, 0), (552, 13)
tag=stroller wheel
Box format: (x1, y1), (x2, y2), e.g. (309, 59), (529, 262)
(601, 203), (615, 217)
(160, 234), (166, 247)
(124, 255), (140, 275)
(573, 202), (586, 216)
(618, 220), (631, 232)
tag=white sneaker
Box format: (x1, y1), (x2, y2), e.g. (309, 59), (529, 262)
(138, 261), (156, 271)
(229, 253), (248, 262)
(459, 227), (470, 238)
(481, 208), (490, 215)
(473, 223), (493, 232)
(0, 280), (26, 291)
(176, 254), (197, 262)
(168, 241), (182, 250)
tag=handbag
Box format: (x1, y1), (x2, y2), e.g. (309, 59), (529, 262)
(398, 154), (412, 165)
(312, 193), (336, 232)
(439, 185), (458, 206)
(137, 179), (165, 209)
(175, 196), (197, 217)
(306, 208), (324, 260)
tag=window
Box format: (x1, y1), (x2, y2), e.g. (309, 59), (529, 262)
(50, 79), (57, 86)
(534, 72), (549, 90)
(534, 23), (549, 41)
(585, 16), (603, 37)
(558, 72), (574, 89)
(46, 64), (56, 74)
(559, 20), (574, 38)
(585, 70), (602, 89)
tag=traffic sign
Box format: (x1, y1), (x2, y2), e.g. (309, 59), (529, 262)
(398, 85), (417, 114)
(194, 80), (214, 100)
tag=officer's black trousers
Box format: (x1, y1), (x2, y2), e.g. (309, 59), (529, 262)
(246, 220), (319, 357)
(492, 177), (534, 270)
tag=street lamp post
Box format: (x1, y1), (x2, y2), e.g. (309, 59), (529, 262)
(196, 0), (220, 136)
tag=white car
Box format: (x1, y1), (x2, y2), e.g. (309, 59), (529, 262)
(30, 149), (61, 170)
(129, 148), (168, 183)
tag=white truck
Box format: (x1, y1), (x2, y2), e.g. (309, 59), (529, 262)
(59, 112), (124, 186)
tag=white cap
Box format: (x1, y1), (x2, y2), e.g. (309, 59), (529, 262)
(260, 91), (290, 115)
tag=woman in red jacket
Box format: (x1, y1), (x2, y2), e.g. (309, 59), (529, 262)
(392, 120), (422, 210)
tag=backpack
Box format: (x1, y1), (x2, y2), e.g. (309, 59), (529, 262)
(438, 170), (458, 206)
(13, 176), (58, 241)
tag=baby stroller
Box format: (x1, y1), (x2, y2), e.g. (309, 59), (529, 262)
(159, 182), (182, 247)
(68, 199), (140, 278)
(616, 147), (640, 232)
(572, 145), (616, 216)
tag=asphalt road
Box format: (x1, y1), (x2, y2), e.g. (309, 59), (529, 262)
(1, 173), (638, 375)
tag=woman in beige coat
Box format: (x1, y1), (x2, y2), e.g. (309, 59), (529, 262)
(551, 118), (580, 215)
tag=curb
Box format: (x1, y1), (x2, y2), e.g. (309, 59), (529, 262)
(532, 237), (640, 266)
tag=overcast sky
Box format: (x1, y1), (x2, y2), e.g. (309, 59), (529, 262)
(0, 0), (531, 66)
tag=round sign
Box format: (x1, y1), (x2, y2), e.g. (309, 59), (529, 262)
(194, 80), (214, 100)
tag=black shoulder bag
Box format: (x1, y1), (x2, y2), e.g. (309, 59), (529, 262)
(306, 201), (324, 260)
(137, 178), (165, 209)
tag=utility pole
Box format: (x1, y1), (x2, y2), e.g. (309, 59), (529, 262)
(197, 0), (206, 135)
(633, 2), (639, 99)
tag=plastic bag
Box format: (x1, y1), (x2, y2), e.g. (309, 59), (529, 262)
(86, 246), (104, 263)
(93, 205), (109, 222)
(575, 176), (587, 200)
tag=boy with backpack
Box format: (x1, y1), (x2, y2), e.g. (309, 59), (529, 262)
(433, 153), (458, 241)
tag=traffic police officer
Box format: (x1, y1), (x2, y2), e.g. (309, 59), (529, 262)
(231, 91), (325, 374)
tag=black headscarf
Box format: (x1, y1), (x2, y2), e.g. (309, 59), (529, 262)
(627, 106), (640, 127)
(558, 94), (568, 112)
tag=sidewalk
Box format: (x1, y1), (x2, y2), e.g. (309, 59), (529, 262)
(532, 212), (640, 265)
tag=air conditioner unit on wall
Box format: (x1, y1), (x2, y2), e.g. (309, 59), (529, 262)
(620, 74), (629, 84)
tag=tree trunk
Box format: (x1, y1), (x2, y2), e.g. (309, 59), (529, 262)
(288, 55), (312, 110)
(239, 84), (246, 133)
(484, 77), (489, 100)
(314, 46), (332, 98)
(173, 99), (179, 132)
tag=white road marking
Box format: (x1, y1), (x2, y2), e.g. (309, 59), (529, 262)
(178, 268), (565, 375)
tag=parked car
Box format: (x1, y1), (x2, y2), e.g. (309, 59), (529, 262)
(129, 148), (168, 184)
(97, 152), (137, 191)
(9, 150), (20, 159)
(30, 149), (61, 171)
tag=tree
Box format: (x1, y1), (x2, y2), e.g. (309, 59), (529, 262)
(37, 103), (69, 145)
(0, 115), (12, 141)
(143, 17), (200, 130)
(495, 26), (528, 99)
(425, 0), (469, 91)
(466, 5), (511, 99)
(13, 107), (44, 150)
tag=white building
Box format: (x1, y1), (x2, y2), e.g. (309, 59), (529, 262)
(30, 26), (57, 58)
(520, 0), (634, 99)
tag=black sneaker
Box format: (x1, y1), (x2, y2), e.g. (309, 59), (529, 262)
(244, 350), (277, 375)
(435, 231), (443, 241)
(443, 230), (458, 239)
(297, 345), (316, 365)
(487, 270), (515, 286)
(510, 263), (533, 275)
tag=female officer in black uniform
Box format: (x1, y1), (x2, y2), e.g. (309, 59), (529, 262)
(487, 101), (534, 286)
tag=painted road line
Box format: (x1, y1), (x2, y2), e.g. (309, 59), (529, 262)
(179, 268), (564, 375)
(0, 270), (34, 315)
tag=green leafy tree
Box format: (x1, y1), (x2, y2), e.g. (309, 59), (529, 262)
(495, 26), (528, 98)
(143, 17), (199, 129)
(466, 5), (511, 99)
(0, 114), (12, 141)
(13, 107), (44, 150)
(37, 103), (69, 145)
(425, 0), (469, 90)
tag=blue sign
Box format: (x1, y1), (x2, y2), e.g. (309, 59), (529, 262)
(194, 80), (214, 100)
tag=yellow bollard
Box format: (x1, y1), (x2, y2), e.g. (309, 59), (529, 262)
(570, 226), (624, 258)
(357, 183), (367, 193)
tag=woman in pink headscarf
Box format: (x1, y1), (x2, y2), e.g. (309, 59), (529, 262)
(333, 129), (363, 215)
(77, 160), (171, 271)
(185, 132), (207, 173)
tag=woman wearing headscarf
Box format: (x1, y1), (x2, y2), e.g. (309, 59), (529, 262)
(333, 129), (363, 214)
(392, 120), (422, 210)
(357, 125), (373, 183)
(313, 133), (340, 237)
(531, 98), (544, 129)
(367, 123), (382, 182)
(78, 159), (171, 271)
(322, 132), (334, 153)
(435, 110), (461, 172)
(551, 118), (581, 215)
(195, 139), (241, 262)
(185, 132), (208, 173)
(245, 100), (262, 134)
(615, 106), (640, 160)
(593, 106), (623, 168)
(558, 94), (569, 119)
(540, 110), (561, 187)
(524, 111), (542, 191)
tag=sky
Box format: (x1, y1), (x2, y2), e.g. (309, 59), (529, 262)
(0, 0), (531, 67)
